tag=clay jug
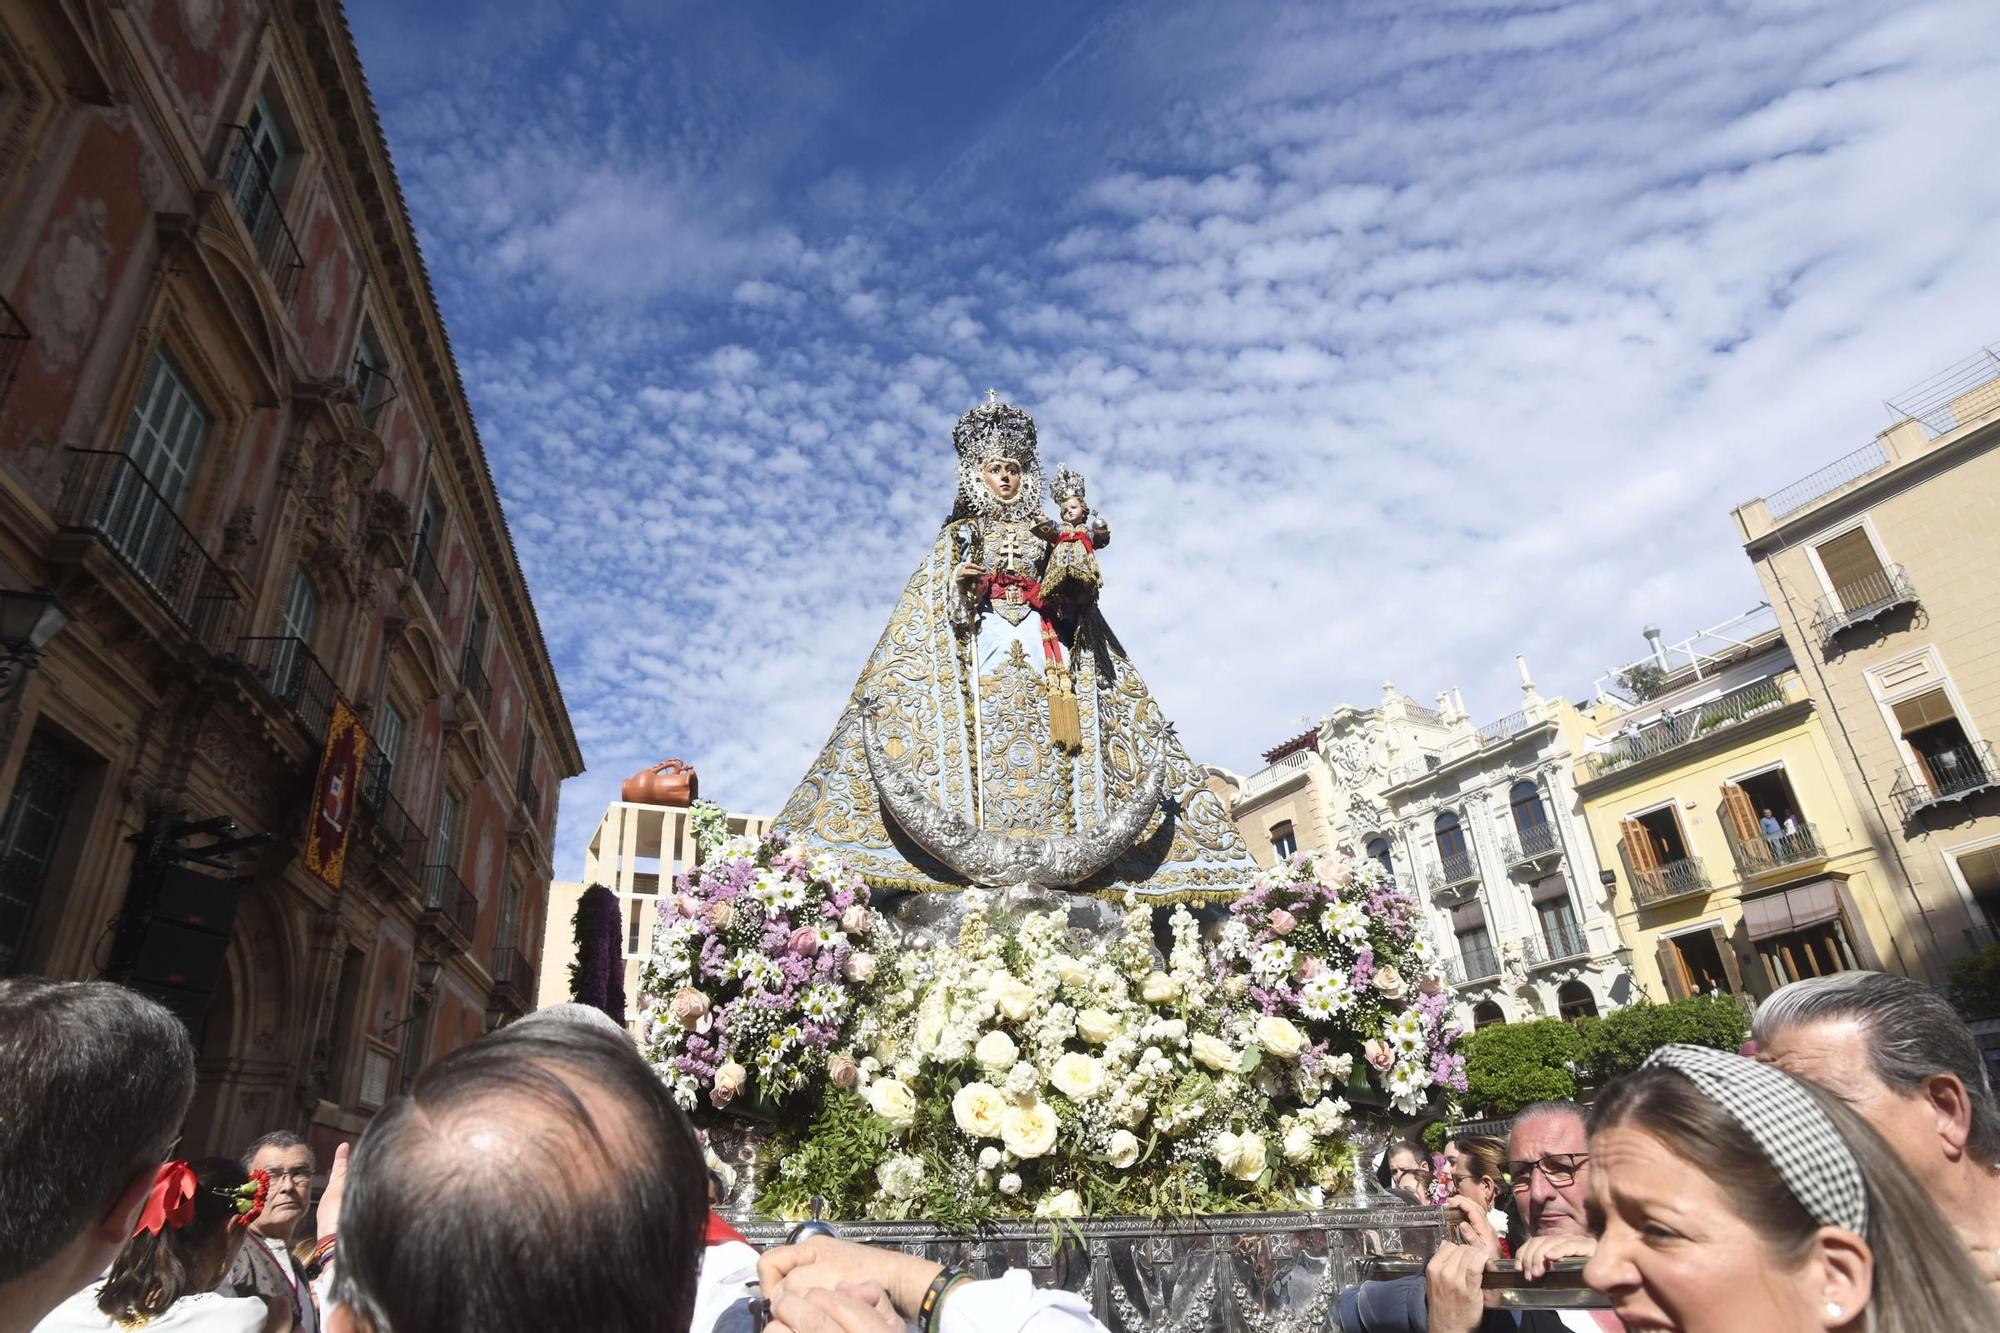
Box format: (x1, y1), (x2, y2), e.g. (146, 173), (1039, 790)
(621, 759), (698, 807)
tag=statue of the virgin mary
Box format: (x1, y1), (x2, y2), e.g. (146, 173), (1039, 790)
(771, 393), (1259, 900)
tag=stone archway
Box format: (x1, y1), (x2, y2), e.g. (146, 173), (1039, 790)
(185, 885), (302, 1157)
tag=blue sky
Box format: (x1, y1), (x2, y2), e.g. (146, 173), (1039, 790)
(346, 0), (2000, 880)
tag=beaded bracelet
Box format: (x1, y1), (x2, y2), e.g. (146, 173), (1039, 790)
(918, 1267), (973, 1333)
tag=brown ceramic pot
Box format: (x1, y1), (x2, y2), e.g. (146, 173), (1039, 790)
(621, 758), (699, 807)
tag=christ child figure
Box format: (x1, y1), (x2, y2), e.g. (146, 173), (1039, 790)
(1037, 463), (1109, 614)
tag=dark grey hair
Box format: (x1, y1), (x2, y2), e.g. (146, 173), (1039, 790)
(1508, 1099), (1588, 1150)
(1752, 971), (2000, 1164)
(335, 1016), (706, 1333)
(241, 1130), (314, 1175)
(0, 980), (196, 1284)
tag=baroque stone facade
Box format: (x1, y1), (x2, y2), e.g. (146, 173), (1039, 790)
(0, 1), (580, 1163)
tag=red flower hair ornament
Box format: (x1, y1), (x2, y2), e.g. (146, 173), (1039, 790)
(131, 1163), (270, 1237)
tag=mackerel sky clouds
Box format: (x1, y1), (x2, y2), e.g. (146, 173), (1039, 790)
(346, 0), (2000, 878)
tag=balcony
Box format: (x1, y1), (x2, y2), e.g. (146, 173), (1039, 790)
(420, 864), (478, 949)
(1582, 677), (1791, 782)
(358, 747), (425, 883)
(489, 946), (535, 1012)
(1890, 742), (2000, 821)
(1425, 850), (1480, 897)
(221, 126), (305, 307)
(1811, 565), (1919, 648)
(1477, 710), (1533, 745)
(458, 644), (491, 714)
(1446, 943), (1501, 986)
(0, 294), (27, 415)
(1502, 821), (1562, 866)
(515, 767), (542, 822)
(1522, 922), (1590, 968)
(410, 538), (447, 617)
(1728, 822), (1827, 879)
(352, 361), (398, 427)
(55, 449), (237, 651)
(237, 636), (336, 743)
(1630, 855), (1710, 908)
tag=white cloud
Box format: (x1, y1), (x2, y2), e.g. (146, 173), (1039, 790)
(347, 0), (2000, 880)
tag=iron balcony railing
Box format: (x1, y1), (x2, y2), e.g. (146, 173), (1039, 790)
(1629, 855), (1710, 908)
(1477, 710), (1532, 745)
(1523, 922), (1590, 968)
(1583, 677), (1790, 781)
(489, 947), (535, 1005)
(1447, 942), (1502, 985)
(515, 766), (542, 821)
(421, 864), (478, 945)
(351, 360), (397, 425)
(237, 636), (336, 743)
(1503, 821), (1561, 865)
(0, 294), (28, 416)
(1890, 741), (2000, 821)
(1764, 440), (1889, 519)
(56, 449), (237, 650)
(1811, 565), (1920, 648)
(358, 745), (425, 882)
(459, 644), (491, 714)
(410, 537), (447, 616)
(221, 126), (305, 307)
(1425, 849), (1479, 896)
(1728, 822), (1827, 878)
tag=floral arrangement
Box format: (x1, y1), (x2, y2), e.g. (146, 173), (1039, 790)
(709, 848), (1464, 1225)
(638, 834), (880, 1112)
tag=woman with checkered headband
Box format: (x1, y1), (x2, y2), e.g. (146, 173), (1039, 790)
(1582, 1045), (1997, 1333)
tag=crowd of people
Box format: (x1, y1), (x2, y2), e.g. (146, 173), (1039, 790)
(2, 970), (1997, 1333)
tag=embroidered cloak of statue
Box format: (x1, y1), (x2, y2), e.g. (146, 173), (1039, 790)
(771, 393), (1259, 901)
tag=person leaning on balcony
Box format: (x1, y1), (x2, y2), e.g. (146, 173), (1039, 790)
(1759, 809), (1783, 841)
(1752, 970), (2000, 1289)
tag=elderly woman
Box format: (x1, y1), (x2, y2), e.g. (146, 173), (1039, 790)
(1584, 1044), (1997, 1333)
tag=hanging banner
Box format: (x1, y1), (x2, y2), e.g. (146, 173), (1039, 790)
(303, 694), (367, 892)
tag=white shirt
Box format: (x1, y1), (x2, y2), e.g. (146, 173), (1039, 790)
(690, 1240), (761, 1333)
(33, 1287), (267, 1333)
(940, 1269), (1107, 1333)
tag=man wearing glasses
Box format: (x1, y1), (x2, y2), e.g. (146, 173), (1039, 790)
(227, 1131), (321, 1333)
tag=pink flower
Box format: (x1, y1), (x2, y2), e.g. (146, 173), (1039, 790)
(670, 988), (710, 1029)
(840, 904), (871, 935)
(1372, 965), (1407, 999)
(787, 927), (820, 957)
(707, 901), (734, 928)
(1299, 957), (1326, 980)
(675, 894), (702, 917)
(1268, 909), (1298, 936)
(1317, 860), (1354, 889)
(828, 1055), (860, 1091)
(711, 1061), (747, 1105)
(844, 952), (877, 983)
(1418, 973), (1442, 998)
(1364, 1038), (1394, 1072)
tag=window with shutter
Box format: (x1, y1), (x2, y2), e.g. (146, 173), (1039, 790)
(1815, 528), (1887, 610)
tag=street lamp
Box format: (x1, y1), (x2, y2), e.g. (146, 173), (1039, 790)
(0, 589), (70, 706)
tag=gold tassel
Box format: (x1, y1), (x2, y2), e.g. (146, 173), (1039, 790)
(1046, 665), (1082, 753)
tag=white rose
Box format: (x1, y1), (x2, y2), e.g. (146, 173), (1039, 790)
(1141, 971), (1179, 1004)
(866, 1077), (917, 1129)
(998, 1172), (1023, 1196)
(1076, 1008), (1120, 1044)
(952, 1082), (1008, 1138)
(1049, 1052), (1106, 1101)
(1255, 1014), (1307, 1061)
(1282, 1123), (1316, 1163)
(840, 904), (871, 934)
(1106, 1129), (1141, 1169)
(1215, 1130), (1268, 1181)
(1191, 1033), (1241, 1072)
(1001, 1099), (1060, 1159)
(992, 976), (1039, 1022)
(711, 1061), (748, 1102)
(844, 952), (878, 983)
(975, 1029), (1019, 1074)
(1054, 955), (1091, 987)
(1035, 1189), (1084, 1219)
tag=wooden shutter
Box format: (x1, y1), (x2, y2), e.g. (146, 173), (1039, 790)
(1621, 818), (1658, 873)
(1720, 783), (1759, 845)
(1816, 528), (1884, 601)
(1656, 938), (1691, 1000)
(1707, 923), (1744, 995)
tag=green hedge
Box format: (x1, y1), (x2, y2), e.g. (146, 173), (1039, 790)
(1458, 995), (1748, 1118)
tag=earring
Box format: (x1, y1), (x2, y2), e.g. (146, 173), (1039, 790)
(1826, 1303), (1844, 1319)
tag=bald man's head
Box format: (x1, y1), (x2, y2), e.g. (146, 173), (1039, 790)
(334, 1022), (705, 1333)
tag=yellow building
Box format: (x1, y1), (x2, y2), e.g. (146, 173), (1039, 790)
(1575, 609), (1898, 1000)
(536, 786), (773, 1036)
(1732, 348), (2000, 981)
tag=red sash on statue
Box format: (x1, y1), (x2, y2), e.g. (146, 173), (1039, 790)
(1054, 529), (1095, 552)
(977, 572), (1064, 666)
